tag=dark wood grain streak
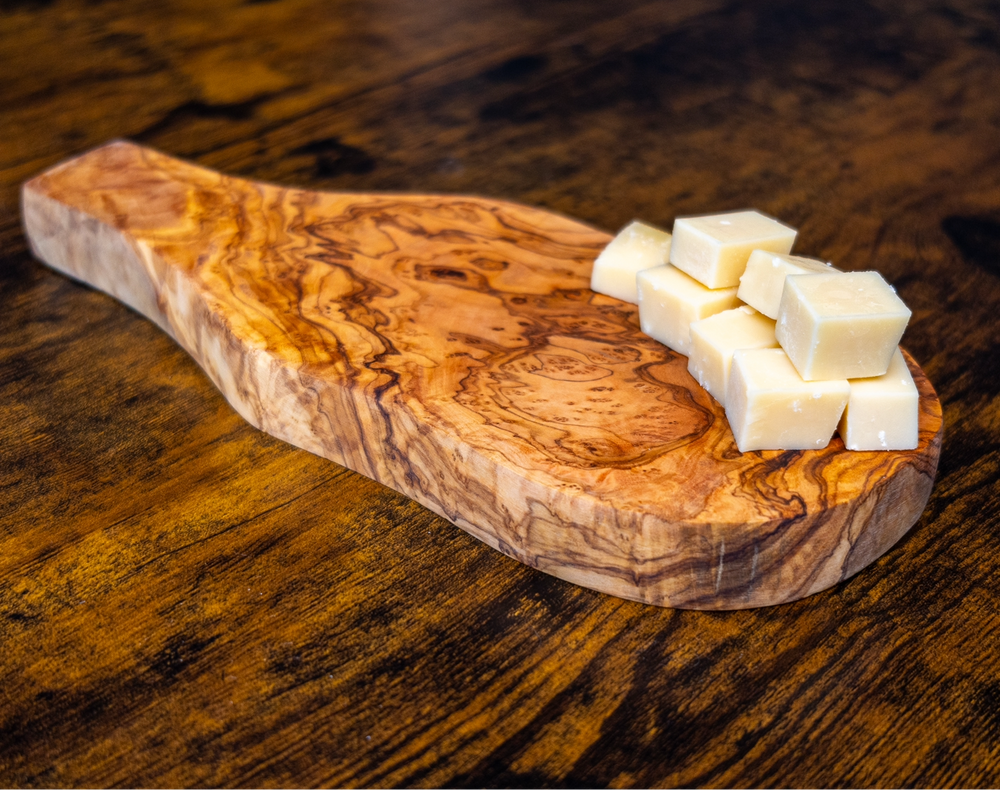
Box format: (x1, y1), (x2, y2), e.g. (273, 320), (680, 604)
(2, 0), (999, 787)
(22, 141), (941, 610)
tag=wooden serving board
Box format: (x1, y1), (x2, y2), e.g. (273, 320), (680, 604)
(22, 141), (943, 610)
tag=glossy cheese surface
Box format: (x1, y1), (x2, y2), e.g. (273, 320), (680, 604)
(670, 210), (797, 289)
(738, 250), (837, 319)
(637, 264), (740, 354)
(590, 220), (672, 304)
(840, 348), (919, 450)
(726, 347), (850, 453)
(688, 305), (778, 404)
(776, 271), (911, 381)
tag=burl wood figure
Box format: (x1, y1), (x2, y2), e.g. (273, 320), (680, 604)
(22, 141), (942, 609)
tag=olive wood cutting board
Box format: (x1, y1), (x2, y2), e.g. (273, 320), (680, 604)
(21, 141), (943, 609)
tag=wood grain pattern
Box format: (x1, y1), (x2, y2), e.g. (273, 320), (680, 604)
(23, 141), (941, 610)
(5, 0), (1000, 787)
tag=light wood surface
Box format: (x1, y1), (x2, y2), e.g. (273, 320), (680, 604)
(24, 141), (942, 609)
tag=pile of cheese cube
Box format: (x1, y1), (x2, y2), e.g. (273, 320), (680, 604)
(590, 211), (918, 453)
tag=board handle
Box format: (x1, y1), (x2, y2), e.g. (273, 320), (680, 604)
(23, 141), (222, 335)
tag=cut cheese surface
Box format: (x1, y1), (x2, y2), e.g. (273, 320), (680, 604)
(670, 210), (797, 289)
(590, 220), (672, 304)
(839, 348), (919, 450)
(636, 264), (740, 355)
(726, 347), (850, 453)
(737, 250), (837, 319)
(776, 271), (911, 381)
(688, 306), (777, 405)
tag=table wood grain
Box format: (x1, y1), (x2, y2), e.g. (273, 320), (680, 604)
(2, 0), (999, 787)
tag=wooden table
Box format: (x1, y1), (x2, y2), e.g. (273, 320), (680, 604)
(2, 1), (998, 786)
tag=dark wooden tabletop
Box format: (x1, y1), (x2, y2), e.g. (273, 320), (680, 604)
(3, 1), (1000, 787)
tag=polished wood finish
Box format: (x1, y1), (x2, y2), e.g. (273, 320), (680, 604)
(2, 0), (999, 786)
(23, 141), (942, 610)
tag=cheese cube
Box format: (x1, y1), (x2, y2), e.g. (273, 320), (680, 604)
(590, 220), (672, 303)
(726, 348), (850, 453)
(839, 348), (919, 450)
(688, 306), (778, 404)
(670, 210), (797, 289)
(737, 250), (838, 319)
(636, 265), (740, 355)
(776, 271), (911, 381)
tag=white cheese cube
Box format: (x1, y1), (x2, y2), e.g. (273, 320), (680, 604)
(839, 348), (919, 450)
(776, 271), (911, 381)
(590, 220), (672, 304)
(670, 210), (797, 289)
(636, 264), (740, 355)
(726, 348), (850, 453)
(737, 250), (838, 319)
(688, 306), (778, 404)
